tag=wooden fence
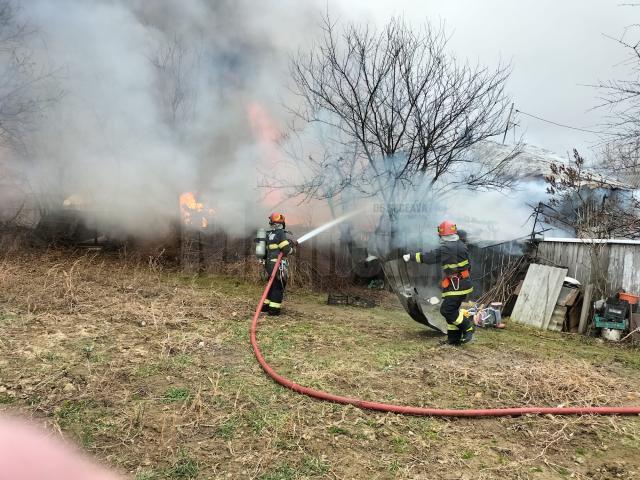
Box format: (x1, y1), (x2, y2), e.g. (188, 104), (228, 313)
(467, 239), (529, 298)
(535, 238), (640, 295)
(179, 227), (363, 289)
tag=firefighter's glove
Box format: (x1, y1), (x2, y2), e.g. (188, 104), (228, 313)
(402, 254), (411, 262)
(291, 239), (299, 247)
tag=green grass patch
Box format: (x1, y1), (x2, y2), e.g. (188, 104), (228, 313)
(215, 417), (239, 440)
(165, 448), (199, 479)
(37, 351), (62, 363)
(461, 449), (475, 460)
(327, 425), (350, 436)
(387, 459), (401, 473)
(163, 387), (191, 402)
(244, 408), (289, 435)
(392, 436), (408, 453)
(82, 343), (94, 358)
(488, 323), (640, 370)
(54, 400), (118, 448)
(258, 463), (296, 480)
(258, 329), (295, 356)
(171, 354), (192, 368)
(56, 400), (93, 427)
(134, 355), (194, 379)
(133, 362), (164, 378)
(299, 455), (330, 476)
(256, 451), (347, 478)
(0, 311), (17, 324)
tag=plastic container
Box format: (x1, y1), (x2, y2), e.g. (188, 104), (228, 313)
(619, 292), (640, 305)
(602, 328), (623, 342)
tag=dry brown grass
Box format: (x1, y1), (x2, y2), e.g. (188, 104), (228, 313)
(1, 248), (640, 479)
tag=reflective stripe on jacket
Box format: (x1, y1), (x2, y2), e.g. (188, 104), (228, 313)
(414, 239), (473, 297)
(265, 228), (295, 262)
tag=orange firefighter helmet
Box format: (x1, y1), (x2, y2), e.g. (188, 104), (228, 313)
(269, 212), (286, 225)
(437, 220), (457, 237)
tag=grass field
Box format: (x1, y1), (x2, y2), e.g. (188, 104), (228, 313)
(1, 250), (640, 479)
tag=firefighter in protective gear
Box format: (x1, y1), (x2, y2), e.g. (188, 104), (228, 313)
(403, 220), (474, 345)
(262, 213), (297, 315)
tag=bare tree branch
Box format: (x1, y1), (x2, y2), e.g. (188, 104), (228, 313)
(284, 14), (519, 230)
(0, 1), (61, 152)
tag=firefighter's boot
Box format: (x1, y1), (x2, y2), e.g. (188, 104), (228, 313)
(261, 301), (271, 313)
(460, 312), (475, 344)
(268, 302), (281, 316)
(446, 325), (462, 345)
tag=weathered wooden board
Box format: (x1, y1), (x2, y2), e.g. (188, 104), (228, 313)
(607, 244), (640, 294)
(630, 314), (640, 344)
(578, 284), (594, 334)
(537, 239), (640, 296)
(511, 263), (568, 329)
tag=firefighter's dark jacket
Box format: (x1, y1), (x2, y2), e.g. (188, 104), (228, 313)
(413, 239), (473, 297)
(265, 228), (295, 262)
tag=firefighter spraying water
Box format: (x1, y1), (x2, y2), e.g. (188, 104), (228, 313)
(255, 211), (360, 315)
(255, 213), (298, 315)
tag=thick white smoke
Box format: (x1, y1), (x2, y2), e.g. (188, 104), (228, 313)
(2, 0), (319, 238)
(0, 1), (576, 247)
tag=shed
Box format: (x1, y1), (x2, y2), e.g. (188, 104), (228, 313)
(535, 237), (640, 295)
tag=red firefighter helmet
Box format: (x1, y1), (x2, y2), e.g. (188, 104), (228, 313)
(269, 212), (286, 226)
(437, 220), (457, 237)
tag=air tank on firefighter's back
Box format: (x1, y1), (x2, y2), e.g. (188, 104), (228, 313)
(255, 228), (266, 259)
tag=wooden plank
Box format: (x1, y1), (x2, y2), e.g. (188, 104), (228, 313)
(628, 247), (640, 293)
(630, 314), (640, 343)
(577, 244), (590, 286)
(578, 284), (593, 334)
(557, 286), (579, 307)
(511, 263), (568, 329)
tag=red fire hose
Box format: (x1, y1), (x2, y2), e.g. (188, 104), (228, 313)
(250, 253), (640, 417)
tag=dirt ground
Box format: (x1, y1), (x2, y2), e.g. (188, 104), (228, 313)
(1, 250), (640, 480)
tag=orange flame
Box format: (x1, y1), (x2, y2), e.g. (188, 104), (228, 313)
(247, 102), (298, 223)
(179, 192), (214, 229)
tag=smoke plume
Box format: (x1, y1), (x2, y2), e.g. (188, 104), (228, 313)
(0, 1), (570, 247)
(2, 0), (318, 238)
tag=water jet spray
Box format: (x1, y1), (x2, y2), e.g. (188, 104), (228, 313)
(296, 210), (362, 244)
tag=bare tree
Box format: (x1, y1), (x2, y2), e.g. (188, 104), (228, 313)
(545, 149), (640, 238)
(285, 15), (519, 236)
(0, 1), (59, 152)
(544, 149), (640, 296)
(150, 34), (202, 132)
(0, 1), (62, 230)
(597, 22), (640, 146)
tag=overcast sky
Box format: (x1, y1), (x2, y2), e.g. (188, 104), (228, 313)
(329, 0), (633, 160)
